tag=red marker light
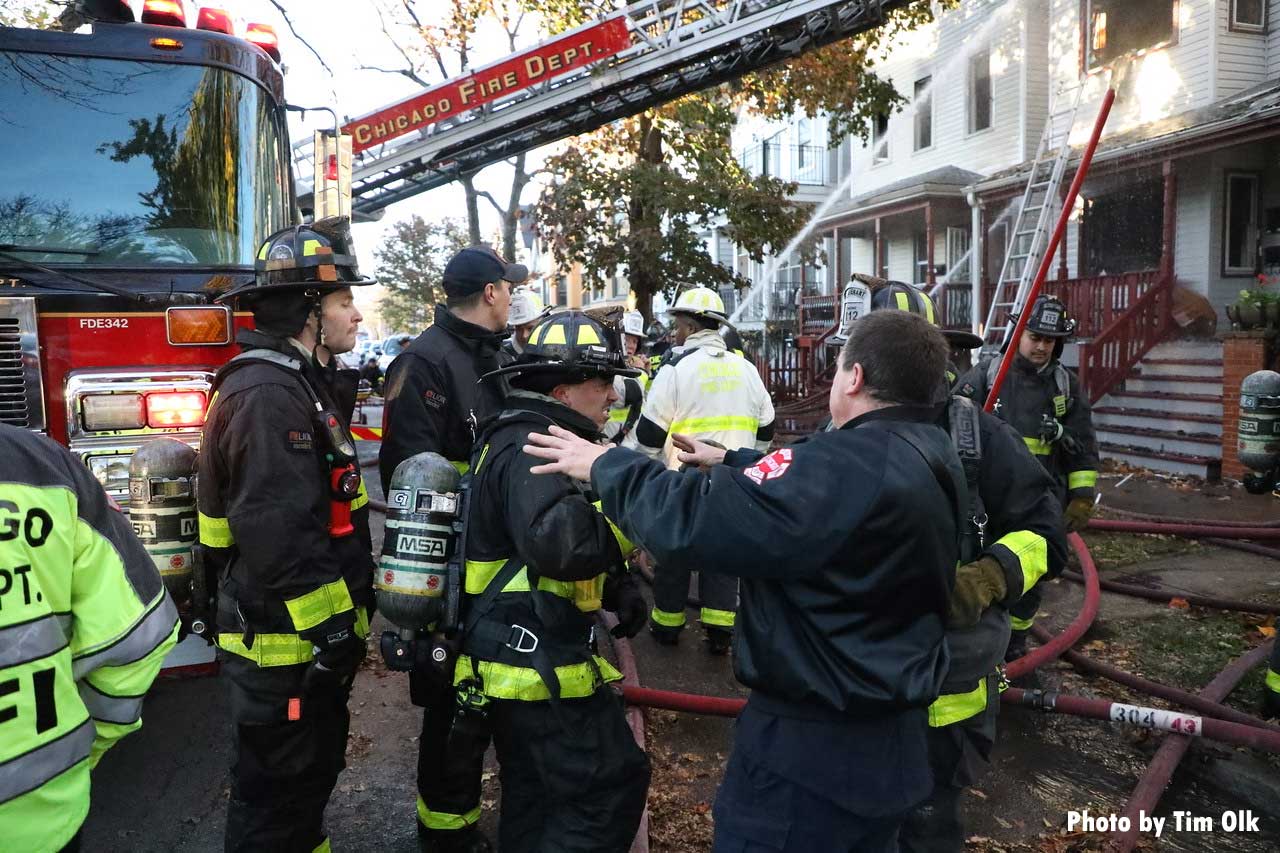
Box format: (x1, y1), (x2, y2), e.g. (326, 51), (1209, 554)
(244, 22), (281, 62)
(196, 7), (233, 34)
(141, 0), (186, 27)
(326, 154), (339, 181)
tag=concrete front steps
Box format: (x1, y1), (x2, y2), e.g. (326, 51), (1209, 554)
(1092, 340), (1223, 479)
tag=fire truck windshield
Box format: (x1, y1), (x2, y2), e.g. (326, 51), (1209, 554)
(0, 52), (290, 269)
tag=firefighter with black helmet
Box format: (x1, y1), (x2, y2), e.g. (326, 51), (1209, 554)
(458, 310), (650, 851)
(956, 294), (1099, 662)
(198, 219), (376, 852)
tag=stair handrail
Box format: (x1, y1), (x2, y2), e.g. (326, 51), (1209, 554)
(1076, 271), (1176, 405)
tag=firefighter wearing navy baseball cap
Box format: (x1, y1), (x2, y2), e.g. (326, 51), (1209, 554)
(200, 218), (377, 851)
(378, 243), (527, 852)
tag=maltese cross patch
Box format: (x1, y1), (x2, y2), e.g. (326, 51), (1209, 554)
(743, 448), (793, 485)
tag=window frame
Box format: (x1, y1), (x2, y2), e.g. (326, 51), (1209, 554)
(1081, 0), (1180, 73)
(1223, 171), (1261, 277)
(1229, 0), (1267, 34)
(967, 48), (993, 136)
(913, 75), (934, 152)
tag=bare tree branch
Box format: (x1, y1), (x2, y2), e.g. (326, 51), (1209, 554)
(475, 190), (505, 217)
(267, 0), (334, 78)
(369, 0), (434, 86)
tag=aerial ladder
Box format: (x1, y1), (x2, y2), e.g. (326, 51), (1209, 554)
(292, 0), (910, 216)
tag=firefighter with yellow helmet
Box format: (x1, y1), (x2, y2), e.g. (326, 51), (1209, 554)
(625, 286), (774, 653)
(458, 309), (650, 851)
(199, 220), (376, 852)
(0, 426), (179, 853)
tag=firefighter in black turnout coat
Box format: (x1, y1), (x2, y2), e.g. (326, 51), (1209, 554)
(198, 222), (376, 853)
(459, 310), (650, 852)
(524, 310), (964, 852)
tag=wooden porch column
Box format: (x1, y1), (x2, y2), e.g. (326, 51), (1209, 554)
(925, 201), (936, 288)
(873, 217), (883, 278)
(1160, 159), (1177, 282)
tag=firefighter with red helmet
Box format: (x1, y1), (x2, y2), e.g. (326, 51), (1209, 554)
(198, 220), (376, 852)
(955, 294), (1099, 662)
(459, 310), (650, 851)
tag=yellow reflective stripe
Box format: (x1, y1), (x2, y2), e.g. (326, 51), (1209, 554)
(928, 679), (987, 728)
(1022, 436), (1052, 456)
(464, 560), (581, 601)
(302, 239), (322, 256)
(217, 608), (370, 667)
(1266, 669), (1280, 694)
(922, 293), (936, 325)
(312, 838), (332, 853)
(283, 579), (355, 632)
(542, 323), (567, 345)
(351, 477), (369, 511)
(895, 291), (910, 312)
(473, 445), (491, 474)
(638, 372), (652, 392)
(577, 324), (601, 345)
(454, 653), (621, 701)
(700, 608), (735, 628)
(650, 607), (686, 627)
(592, 499), (635, 555)
(198, 512), (233, 547)
(993, 530), (1048, 597)
(1068, 470), (1098, 490)
(1009, 614), (1034, 631)
(417, 797), (480, 831)
(668, 416), (759, 435)
(608, 406), (630, 423)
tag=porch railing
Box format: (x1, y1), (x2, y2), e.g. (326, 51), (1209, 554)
(799, 294), (838, 337)
(1076, 272), (1174, 404)
(1059, 270), (1160, 339)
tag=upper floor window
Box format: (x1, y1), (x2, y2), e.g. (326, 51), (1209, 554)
(871, 112), (890, 164)
(1085, 0), (1177, 70)
(914, 76), (933, 151)
(1231, 0), (1266, 33)
(968, 49), (992, 134)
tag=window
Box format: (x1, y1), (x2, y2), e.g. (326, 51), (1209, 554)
(1224, 173), (1260, 275)
(1081, 177), (1163, 276)
(871, 112), (890, 164)
(1086, 0), (1176, 70)
(913, 232), (931, 285)
(968, 49), (992, 133)
(914, 76), (933, 151)
(946, 227), (971, 283)
(555, 275), (568, 306)
(1231, 0), (1266, 33)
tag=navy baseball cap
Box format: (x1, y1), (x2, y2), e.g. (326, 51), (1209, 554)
(442, 246), (529, 297)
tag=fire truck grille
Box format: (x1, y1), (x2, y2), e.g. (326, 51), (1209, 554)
(0, 316), (28, 427)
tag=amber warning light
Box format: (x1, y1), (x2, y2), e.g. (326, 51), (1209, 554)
(167, 306), (231, 345)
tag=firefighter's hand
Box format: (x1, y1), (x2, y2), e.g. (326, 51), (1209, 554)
(673, 434), (727, 470)
(525, 426), (610, 481)
(1064, 496), (1096, 533)
(303, 614), (365, 692)
(603, 573), (647, 639)
(948, 557), (1007, 629)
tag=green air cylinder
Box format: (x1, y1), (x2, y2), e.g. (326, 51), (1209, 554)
(128, 438), (198, 607)
(376, 452), (460, 631)
(1239, 370), (1280, 473)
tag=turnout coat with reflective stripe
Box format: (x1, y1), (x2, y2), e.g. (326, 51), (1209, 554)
(457, 394), (629, 701)
(625, 329), (774, 467)
(0, 424), (179, 853)
(197, 331), (374, 661)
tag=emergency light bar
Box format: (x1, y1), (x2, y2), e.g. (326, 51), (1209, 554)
(140, 0), (185, 27)
(102, 2), (283, 64)
(196, 7), (233, 34)
(244, 23), (280, 62)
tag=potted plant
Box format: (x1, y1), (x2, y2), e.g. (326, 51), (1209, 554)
(1229, 276), (1279, 329)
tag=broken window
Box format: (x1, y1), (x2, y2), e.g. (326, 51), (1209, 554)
(914, 76), (933, 151)
(968, 49), (992, 133)
(1224, 173), (1259, 274)
(1085, 0), (1176, 70)
(1081, 177), (1163, 276)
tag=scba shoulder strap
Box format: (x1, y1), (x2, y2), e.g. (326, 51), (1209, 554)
(948, 396), (988, 558)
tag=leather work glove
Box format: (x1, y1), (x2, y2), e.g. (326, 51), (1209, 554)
(603, 573), (647, 639)
(947, 557), (1008, 629)
(302, 613), (366, 695)
(1064, 496), (1096, 533)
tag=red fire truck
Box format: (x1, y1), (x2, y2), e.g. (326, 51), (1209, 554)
(0, 3), (293, 500)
